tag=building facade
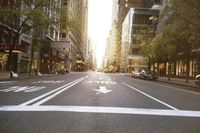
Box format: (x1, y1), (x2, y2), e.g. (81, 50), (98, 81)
(0, 0), (89, 74)
(58, 0), (88, 71)
(121, 8), (159, 73)
(0, 0), (33, 74)
(115, 0), (154, 72)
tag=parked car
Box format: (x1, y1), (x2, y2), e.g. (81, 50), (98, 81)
(139, 70), (158, 80)
(195, 74), (200, 86)
(131, 70), (140, 78)
(58, 69), (69, 74)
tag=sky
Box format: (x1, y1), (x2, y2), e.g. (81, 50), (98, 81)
(88, 0), (113, 68)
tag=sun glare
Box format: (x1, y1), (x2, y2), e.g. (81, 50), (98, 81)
(88, 0), (113, 68)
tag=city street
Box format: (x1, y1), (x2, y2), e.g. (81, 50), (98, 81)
(0, 72), (200, 133)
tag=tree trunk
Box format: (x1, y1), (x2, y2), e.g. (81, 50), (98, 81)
(7, 48), (13, 71)
(157, 61), (160, 76)
(164, 61), (167, 76)
(168, 62), (171, 80)
(198, 57), (200, 75)
(174, 61), (176, 76)
(29, 41), (34, 76)
(148, 56), (151, 70)
(185, 45), (191, 83)
(186, 56), (190, 83)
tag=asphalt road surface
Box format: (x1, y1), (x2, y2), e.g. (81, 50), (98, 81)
(0, 72), (200, 133)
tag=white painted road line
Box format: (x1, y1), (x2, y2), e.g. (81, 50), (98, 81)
(19, 76), (88, 106)
(131, 77), (200, 95)
(150, 82), (200, 95)
(32, 76), (88, 106)
(0, 105), (200, 118)
(122, 82), (179, 111)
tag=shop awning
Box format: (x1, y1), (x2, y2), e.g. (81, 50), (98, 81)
(76, 60), (86, 65)
(0, 44), (25, 52)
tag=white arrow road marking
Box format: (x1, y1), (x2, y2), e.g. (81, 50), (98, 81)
(0, 105), (200, 118)
(122, 82), (178, 110)
(94, 86), (112, 94)
(19, 76), (88, 106)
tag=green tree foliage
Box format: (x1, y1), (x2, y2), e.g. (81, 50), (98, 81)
(154, 0), (200, 81)
(0, 0), (60, 71)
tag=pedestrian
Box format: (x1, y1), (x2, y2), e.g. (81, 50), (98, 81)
(10, 71), (13, 79)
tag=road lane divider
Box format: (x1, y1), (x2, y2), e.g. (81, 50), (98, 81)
(19, 76), (88, 106)
(0, 105), (200, 118)
(122, 82), (179, 110)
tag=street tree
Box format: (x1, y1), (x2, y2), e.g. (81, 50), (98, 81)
(0, 0), (57, 72)
(153, 29), (177, 80)
(158, 0), (200, 82)
(139, 27), (156, 70)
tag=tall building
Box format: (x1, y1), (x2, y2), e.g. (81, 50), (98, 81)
(121, 8), (159, 72)
(36, 0), (63, 74)
(0, 0), (34, 73)
(0, 0), (89, 74)
(104, 0), (119, 72)
(66, 0), (88, 71)
(115, 0), (154, 72)
(86, 38), (93, 71)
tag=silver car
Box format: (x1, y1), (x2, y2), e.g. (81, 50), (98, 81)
(131, 70), (141, 78)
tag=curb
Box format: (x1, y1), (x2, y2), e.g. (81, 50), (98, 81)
(126, 74), (200, 89)
(157, 79), (200, 89)
(0, 74), (58, 81)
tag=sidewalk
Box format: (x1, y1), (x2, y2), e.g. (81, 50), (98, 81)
(0, 72), (56, 81)
(125, 73), (199, 88)
(0, 72), (10, 81)
(157, 77), (199, 88)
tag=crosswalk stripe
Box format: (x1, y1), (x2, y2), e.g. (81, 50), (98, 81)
(0, 105), (200, 118)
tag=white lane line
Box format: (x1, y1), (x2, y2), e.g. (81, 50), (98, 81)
(0, 105), (200, 118)
(150, 82), (200, 95)
(19, 76), (88, 106)
(131, 78), (200, 95)
(122, 82), (179, 110)
(32, 76), (88, 106)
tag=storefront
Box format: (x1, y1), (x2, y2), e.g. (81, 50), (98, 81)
(0, 52), (8, 71)
(40, 45), (51, 74)
(0, 44), (25, 72)
(75, 60), (87, 71)
(127, 55), (148, 73)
